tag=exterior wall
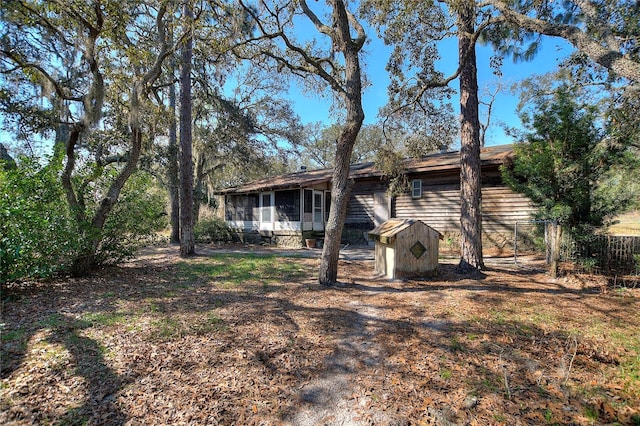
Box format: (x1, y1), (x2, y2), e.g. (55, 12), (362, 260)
(225, 188), (329, 247)
(223, 163), (535, 249)
(345, 179), (388, 229)
(395, 183), (460, 232)
(227, 220), (259, 232)
(394, 183), (536, 250)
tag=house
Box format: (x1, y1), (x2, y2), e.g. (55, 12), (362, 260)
(218, 144), (536, 248)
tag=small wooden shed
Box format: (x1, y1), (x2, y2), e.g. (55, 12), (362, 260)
(367, 219), (442, 279)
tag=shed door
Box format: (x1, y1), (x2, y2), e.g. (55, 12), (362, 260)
(373, 192), (389, 227)
(313, 191), (324, 231)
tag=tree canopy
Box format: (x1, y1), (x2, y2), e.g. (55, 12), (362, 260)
(503, 85), (638, 235)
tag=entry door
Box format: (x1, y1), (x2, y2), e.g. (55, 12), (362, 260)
(261, 192), (273, 230)
(373, 192), (389, 226)
(313, 191), (324, 230)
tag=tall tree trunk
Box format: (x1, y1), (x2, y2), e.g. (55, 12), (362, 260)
(168, 78), (180, 244)
(456, 0), (485, 273)
(193, 153), (206, 222)
(179, 2), (195, 257)
(318, 0), (365, 286)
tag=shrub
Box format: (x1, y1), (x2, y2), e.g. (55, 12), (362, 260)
(94, 171), (167, 265)
(194, 217), (233, 243)
(1, 157), (166, 284)
(0, 157), (77, 284)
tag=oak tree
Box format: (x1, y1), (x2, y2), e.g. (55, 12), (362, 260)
(1, 1), (184, 275)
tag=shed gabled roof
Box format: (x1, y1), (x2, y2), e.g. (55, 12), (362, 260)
(219, 144), (513, 194)
(368, 218), (418, 238)
(368, 219), (443, 244)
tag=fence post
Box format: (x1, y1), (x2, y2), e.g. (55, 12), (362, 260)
(549, 222), (561, 279)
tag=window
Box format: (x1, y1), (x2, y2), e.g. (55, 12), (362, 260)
(412, 179), (422, 198)
(275, 189), (301, 222)
(325, 191), (331, 221)
(303, 189), (313, 222)
(225, 194), (259, 221)
(314, 192), (323, 223)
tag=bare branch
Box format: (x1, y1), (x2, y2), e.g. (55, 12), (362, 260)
(235, 0), (346, 95)
(299, 0), (333, 36)
(484, 0), (640, 83)
(382, 14), (503, 132)
(0, 51), (83, 102)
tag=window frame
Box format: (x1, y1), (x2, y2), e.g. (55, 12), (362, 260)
(411, 179), (422, 198)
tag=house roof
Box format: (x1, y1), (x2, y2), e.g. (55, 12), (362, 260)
(219, 143), (513, 194)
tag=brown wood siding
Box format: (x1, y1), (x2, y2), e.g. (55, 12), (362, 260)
(482, 186), (536, 233)
(394, 185), (535, 235)
(345, 179), (387, 227)
(345, 194), (374, 225)
(395, 184), (461, 232)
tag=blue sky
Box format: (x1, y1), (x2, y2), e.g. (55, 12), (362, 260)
(287, 32), (575, 148)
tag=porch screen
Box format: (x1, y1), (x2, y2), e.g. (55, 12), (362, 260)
(275, 190), (300, 222)
(225, 194), (259, 221)
(303, 189), (313, 222)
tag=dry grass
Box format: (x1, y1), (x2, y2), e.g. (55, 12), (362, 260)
(2, 245), (639, 425)
(608, 210), (640, 236)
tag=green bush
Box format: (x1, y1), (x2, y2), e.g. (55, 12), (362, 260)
(1, 157), (167, 284)
(194, 217), (233, 243)
(0, 157), (77, 283)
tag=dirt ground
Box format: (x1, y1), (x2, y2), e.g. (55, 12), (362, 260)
(1, 244), (639, 425)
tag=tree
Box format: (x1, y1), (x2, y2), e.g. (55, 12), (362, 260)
(179, 2), (196, 257)
(190, 67), (304, 209)
(296, 123), (385, 169)
(455, 0), (485, 272)
(234, 0), (367, 286)
(0, 143), (17, 170)
(484, 0), (640, 84)
(1, 1), (184, 275)
(362, 0), (458, 152)
(365, 0), (501, 272)
(503, 85), (636, 234)
(168, 38), (181, 244)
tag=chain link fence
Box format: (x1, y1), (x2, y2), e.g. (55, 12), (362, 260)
(513, 220), (554, 267)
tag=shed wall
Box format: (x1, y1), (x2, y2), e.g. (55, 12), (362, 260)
(374, 243), (396, 278)
(394, 225), (440, 277)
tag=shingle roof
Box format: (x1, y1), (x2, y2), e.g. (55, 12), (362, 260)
(219, 144), (513, 194)
(368, 219), (443, 244)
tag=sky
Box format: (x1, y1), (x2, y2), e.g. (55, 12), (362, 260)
(286, 30), (575, 148)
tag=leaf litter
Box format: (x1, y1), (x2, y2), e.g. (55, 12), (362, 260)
(1, 244), (639, 425)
